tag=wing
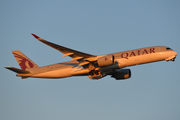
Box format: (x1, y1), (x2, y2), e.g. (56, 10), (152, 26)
(31, 34), (97, 63)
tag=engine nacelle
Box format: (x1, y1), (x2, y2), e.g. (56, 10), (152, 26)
(97, 55), (114, 67)
(111, 69), (131, 80)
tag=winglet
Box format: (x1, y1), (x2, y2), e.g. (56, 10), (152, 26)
(31, 33), (43, 40)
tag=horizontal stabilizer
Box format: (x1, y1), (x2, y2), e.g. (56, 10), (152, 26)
(5, 67), (30, 74)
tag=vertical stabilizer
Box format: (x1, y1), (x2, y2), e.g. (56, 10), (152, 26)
(12, 50), (39, 70)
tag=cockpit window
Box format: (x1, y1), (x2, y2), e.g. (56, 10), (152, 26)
(166, 47), (172, 50)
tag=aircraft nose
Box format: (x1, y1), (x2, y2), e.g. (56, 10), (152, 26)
(173, 51), (178, 56)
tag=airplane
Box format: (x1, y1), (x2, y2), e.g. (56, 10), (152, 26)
(5, 33), (178, 80)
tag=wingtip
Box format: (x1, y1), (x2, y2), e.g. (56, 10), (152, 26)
(31, 33), (39, 39)
(31, 33), (43, 40)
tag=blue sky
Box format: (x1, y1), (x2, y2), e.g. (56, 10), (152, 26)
(1, 0), (180, 120)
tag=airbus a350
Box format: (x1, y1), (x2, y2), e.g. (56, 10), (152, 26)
(5, 34), (178, 80)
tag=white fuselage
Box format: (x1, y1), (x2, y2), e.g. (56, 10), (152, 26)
(17, 46), (177, 78)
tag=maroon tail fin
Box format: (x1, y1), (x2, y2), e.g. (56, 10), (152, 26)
(12, 50), (39, 70)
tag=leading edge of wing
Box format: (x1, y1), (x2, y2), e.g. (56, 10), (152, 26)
(31, 33), (96, 60)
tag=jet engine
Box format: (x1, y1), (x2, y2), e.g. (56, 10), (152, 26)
(97, 55), (114, 67)
(111, 69), (131, 80)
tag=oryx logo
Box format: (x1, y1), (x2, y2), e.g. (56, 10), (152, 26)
(13, 53), (34, 70)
